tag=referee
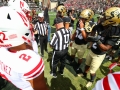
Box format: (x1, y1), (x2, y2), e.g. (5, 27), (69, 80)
(50, 17), (70, 78)
(34, 13), (48, 57)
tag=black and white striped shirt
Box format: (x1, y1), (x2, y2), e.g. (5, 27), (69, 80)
(34, 21), (48, 36)
(50, 28), (70, 51)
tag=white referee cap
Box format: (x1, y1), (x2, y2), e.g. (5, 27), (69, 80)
(38, 13), (44, 17)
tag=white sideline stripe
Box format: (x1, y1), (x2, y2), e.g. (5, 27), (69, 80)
(108, 74), (119, 90)
(92, 79), (104, 90)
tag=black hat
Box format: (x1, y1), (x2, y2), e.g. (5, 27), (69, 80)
(53, 17), (63, 26)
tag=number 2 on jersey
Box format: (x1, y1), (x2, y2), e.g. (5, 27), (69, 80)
(0, 32), (8, 43)
(19, 54), (31, 62)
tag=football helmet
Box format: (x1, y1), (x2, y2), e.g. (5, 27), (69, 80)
(102, 7), (120, 26)
(85, 22), (95, 32)
(0, 6), (31, 48)
(8, 0), (30, 12)
(8, 0), (31, 20)
(56, 5), (66, 16)
(80, 9), (94, 21)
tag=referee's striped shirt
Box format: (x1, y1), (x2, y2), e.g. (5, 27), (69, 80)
(34, 21), (48, 36)
(50, 28), (70, 51)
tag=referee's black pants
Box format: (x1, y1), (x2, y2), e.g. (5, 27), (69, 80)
(51, 49), (68, 74)
(39, 35), (48, 56)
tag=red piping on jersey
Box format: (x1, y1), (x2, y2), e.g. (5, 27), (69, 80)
(103, 76), (111, 90)
(8, 49), (17, 53)
(112, 74), (120, 89)
(24, 58), (43, 77)
(27, 65), (44, 78)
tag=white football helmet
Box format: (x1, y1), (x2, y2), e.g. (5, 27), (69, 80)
(0, 6), (31, 48)
(8, 0), (30, 13)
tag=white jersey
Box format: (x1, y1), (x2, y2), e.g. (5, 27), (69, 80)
(93, 63), (120, 90)
(93, 72), (120, 90)
(0, 48), (44, 90)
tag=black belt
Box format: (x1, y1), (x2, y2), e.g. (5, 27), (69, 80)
(40, 35), (47, 37)
(54, 48), (68, 51)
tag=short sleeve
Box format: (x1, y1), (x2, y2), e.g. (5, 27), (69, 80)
(23, 58), (44, 80)
(50, 33), (58, 46)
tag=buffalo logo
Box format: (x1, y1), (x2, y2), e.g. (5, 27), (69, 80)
(87, 11), (92, 19)
(61, 7), (65, 13)
(111, 9), (120, 19)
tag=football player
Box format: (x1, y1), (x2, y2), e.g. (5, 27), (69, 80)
(8, 0), (38, 53)
(70, 9), (95, 75)
(55, 4), (71, 31)
(0, 6), (48, 90)
(80, 7), (120, 87)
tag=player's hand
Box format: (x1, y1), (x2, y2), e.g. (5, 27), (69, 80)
(70, 42), (73, 47)
(79, 19), (84, 29)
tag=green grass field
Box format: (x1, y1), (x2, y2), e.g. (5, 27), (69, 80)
(1, 12), (120, 90)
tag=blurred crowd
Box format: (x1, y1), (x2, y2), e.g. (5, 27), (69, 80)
(63, 0), (120, 14)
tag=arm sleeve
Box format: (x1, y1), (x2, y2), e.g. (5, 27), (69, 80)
(34, 22), (38, 30)
(50, 33), (58, 46)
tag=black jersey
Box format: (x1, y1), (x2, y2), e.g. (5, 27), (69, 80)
(74, 21), (87, 45)
(91, 24), (120, 55)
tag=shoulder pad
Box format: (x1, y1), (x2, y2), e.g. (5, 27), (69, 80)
(11, 50), (44, 74)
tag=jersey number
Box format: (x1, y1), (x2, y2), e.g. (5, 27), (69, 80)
(76, 30), (83, 39)
(64, 34), (69, 44)
(92, 43), (97, 49)
(19, 54), (31, 62)
(0, 32), (8, 43)
(115, 39), (120, 45)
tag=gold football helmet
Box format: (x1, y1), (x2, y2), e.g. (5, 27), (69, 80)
(102, 7), (120, 26)
(80, 9), (94, 21)
(56, 5), (66, 16)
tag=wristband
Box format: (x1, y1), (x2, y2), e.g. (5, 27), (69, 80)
(97, 40), (102, 45)
(80, 28), (85, 31)
(71, 41), (73, 43)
